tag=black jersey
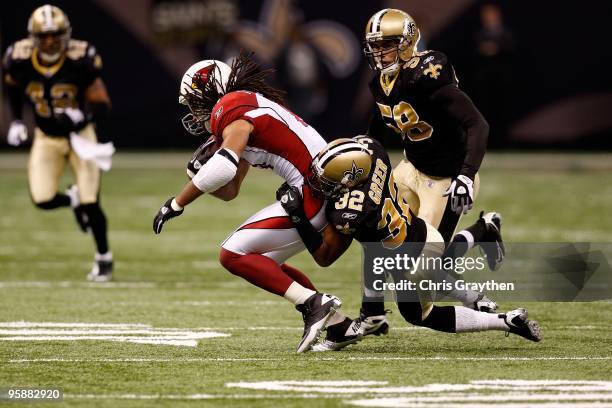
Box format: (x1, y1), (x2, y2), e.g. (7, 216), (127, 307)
(369, 50), (470, 178)
(3, 38), (102, 136)
(326, 136), (426, 247)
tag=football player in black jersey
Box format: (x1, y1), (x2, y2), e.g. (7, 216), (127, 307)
(361, 8), (504, 331)
(277, 137), (541, 350)
(3, 5), (113, 281)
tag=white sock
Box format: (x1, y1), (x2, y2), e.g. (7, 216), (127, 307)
(283, 281), (316, 305)
(326, 312), (346, 327)
(454, 306), (507, 332)
(456, 230), (475, 250)
(95, 252), (113, 262)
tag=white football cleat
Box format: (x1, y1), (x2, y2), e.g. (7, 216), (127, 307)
(312, 317), (363, 352)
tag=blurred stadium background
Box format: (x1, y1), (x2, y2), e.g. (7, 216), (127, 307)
(1, 1), (612, 405)
(2, 0), (612, 149)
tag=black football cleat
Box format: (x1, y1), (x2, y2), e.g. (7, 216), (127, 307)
(357, 309), (390, 337)
(295, 293), (342, 353)
(503, 308), (542, 342)
(88, 259), (113, 282)
(312, 317), (363, 351)
(478, 211), (505, 271)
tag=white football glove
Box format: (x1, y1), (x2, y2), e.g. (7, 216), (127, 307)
(53, 107), (85, 125)
(443, 175), (474, 215)
(7, 120), (28, 146)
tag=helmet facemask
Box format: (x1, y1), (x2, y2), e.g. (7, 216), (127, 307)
(180, 64), (228, 137)
(364, 37), (406, 75)
(31, 29), (70, 64)
(307, 159), (349, 199)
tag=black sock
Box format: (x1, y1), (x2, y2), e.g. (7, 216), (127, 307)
(464, 220), (487, 242)
(361, 297), (386, 317)
(421, 305), (456, 333)
(34, 193), (71, 210)
(81, 203), (109, 254)
(444, 220), (487, 259)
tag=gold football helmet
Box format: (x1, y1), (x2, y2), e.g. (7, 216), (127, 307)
(363, 8), (420, 75)
(28, 5), (71, 64)
(308, 138), (372, 198)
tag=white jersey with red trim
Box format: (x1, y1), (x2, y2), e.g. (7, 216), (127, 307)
(210, 91), (326, 187)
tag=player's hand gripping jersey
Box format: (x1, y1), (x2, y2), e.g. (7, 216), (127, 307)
(3, 38), (103, 136)
(325, 136), (426, 247)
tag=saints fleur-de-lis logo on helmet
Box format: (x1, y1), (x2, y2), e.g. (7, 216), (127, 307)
(343, 161), (364, 184)
(307, 138), (373, 198)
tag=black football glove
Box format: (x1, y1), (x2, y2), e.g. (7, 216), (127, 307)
(153, 197), (184, 234)
(276, 182), (306, 223)
(443, 175), (474, 215)
(186, 138), (219, 179)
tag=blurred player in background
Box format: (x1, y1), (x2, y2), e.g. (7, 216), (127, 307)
(360, 8), (501, 328)
(3, 5), (114, 281)
(277, 136), (540, 350)
(153, 52), (349, 353)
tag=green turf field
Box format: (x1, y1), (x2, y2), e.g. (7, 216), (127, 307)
(0, 151), (611, 407)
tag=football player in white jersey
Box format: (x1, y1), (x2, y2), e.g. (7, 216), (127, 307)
(153, 52), (347, 353)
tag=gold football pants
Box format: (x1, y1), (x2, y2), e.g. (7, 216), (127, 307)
(393, 159), (480, 241)
(28, 125), (100, 205)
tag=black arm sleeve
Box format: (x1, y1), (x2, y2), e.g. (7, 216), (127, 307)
(430, 84), (489, 180)
(87, 101), (111, 142)
(290, 210), (323, 254)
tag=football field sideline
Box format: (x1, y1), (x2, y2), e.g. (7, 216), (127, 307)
(1, 150), (611, 407)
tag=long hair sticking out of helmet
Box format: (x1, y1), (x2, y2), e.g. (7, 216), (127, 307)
(182, 50), (285, 132)
(227, 50), (285, 104)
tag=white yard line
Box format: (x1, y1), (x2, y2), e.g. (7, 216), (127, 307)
(67, 393), (332, 400)
(0, 322), (150, 328)
(0, 329), (219, 335)
(0, 322), (230, 347)
(349, 396), (612, 407)
(0, 281), (156, 289)
(7, 356), (611, 363)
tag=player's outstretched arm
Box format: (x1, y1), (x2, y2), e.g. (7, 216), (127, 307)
(153, 119), (252, 234)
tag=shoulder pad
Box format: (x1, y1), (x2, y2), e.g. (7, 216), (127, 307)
(411, 50), (456, 86)
(5, 39), (33, 62)
(210, 91), (258, 135)
(66, 39), (90, 60)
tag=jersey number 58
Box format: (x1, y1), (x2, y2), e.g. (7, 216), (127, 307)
(376, 101), (433, 142)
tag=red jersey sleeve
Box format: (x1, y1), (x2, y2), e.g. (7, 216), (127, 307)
(210, 91), (260, 137)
